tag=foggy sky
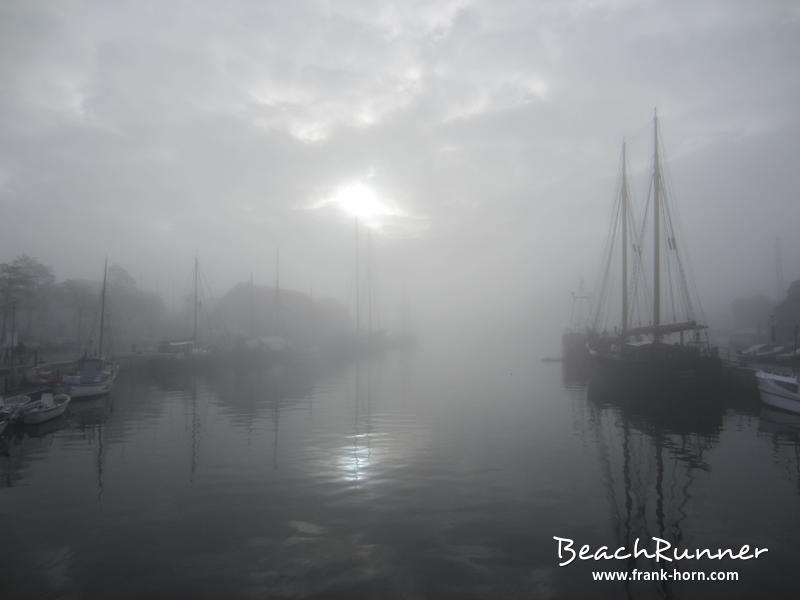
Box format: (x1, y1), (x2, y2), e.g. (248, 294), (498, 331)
(1, 0), (799, 343)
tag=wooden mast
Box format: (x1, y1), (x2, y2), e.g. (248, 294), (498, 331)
(621, 140), (629, 336)
(355, 219), (360, 333)
(275, 248), (281, 335)
(192, 255), (198, 346)
(98, 256), (108, 357)
(367, 229), (373, 336)
(249, 271), (254, 333)
(652, 109), (661, 337)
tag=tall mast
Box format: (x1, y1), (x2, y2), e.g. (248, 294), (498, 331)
(192, 255), (198, 345)
(367, 229), (373, 335)
(355, 219), (360, 333)
(621, 140), (629, 335)
(776, 236), (785, 301)
(249, 271), (254, 332)
(652, 109), (661, 334)
(9, 300), (16, 362)
(275, 248), (281, 334)
(99, 256), (108, 357)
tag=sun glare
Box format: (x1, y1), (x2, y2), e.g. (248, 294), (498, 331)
(328, 181), (395, 225)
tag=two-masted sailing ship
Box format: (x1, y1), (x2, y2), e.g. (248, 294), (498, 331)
(587, 111), (719, 382)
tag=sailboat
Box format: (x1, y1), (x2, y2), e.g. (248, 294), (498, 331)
(62, 259), (119, 398)
(587, 111), (719, 383)
(156, 256), (214, 362)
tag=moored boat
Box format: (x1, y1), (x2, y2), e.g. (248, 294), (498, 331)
(587, 112), (719, 385)
(19, 393), (71, 425)
(756, 370), (800, 414)
(61, 259), (119, 399)
(62, 357), (119, 399)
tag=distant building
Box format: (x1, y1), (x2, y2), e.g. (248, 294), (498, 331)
(213, 282), (350, 348)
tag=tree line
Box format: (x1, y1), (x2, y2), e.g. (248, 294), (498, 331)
(1, 254), (165, 357)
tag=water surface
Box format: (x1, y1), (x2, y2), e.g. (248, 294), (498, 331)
(1, 345), (798, 599)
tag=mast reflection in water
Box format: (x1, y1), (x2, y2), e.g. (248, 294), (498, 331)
(586, 377), (723, 599)
(0, 348), (799, 599)
(566, 354), (797, 599)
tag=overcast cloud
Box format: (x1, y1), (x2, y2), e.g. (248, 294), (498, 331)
(1, 0), (798, 342)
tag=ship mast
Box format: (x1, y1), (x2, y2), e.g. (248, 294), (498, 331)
(621, 140), (629, 335)
(192, 255), (198, 346)
(355, 219), (360, 333)
(249, 271), (254, 332)
(652, 109), (661, 337)
(98, 256), (108, 357)
(367, 229), (373, 336)
(275, 248), (282, 335)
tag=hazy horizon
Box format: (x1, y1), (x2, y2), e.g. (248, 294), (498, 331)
(2, 0), (799, 349)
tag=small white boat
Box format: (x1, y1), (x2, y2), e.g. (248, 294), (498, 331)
(755, 370), (800, 414)
(20, 393), (71, 425)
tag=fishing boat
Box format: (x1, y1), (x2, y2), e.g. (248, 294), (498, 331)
(19, 392), (71, 425)
(755, 371), (800, 414)
(587, 111), (719, 383)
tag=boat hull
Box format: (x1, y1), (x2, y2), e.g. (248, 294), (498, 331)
(589, 345), (721, 385)
(66, 379), (114, 398)
(756, 372), (800, 414)
(63, 361), (119, 399)
(20, 395), (71, 424)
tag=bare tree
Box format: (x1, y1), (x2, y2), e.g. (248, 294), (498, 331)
(1, 255), (54, 344)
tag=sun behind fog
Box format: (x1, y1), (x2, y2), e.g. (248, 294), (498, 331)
(327, 181), (395, 226)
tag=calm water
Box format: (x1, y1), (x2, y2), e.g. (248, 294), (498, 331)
(1, 343), (799, 599)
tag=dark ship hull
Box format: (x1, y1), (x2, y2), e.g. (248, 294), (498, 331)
(588, 340), (721, 387)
